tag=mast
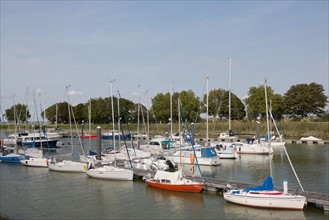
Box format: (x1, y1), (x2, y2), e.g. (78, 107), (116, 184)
(110, 79), (116, 166)
(117, 91), (121, 145)
(264, 80), (272, 177)
(228, 57), (232, 135)
(178, 97), (182, 168)
(137, 84), (140, 138)
(170, 82), (173, 140)
(65, 85), (74, 157)
(206, 76), (209, 146)
(146, 90), (150, 146)
(55, 103), (58, 129)
(89, 100), (92, 150)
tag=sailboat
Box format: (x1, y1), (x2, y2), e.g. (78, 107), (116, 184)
(216, 58), (272, 155)
(48, 86), (88, 173)
(0, 150), (26, 163)
(86, 80), (134, 181)
(223, 80), (306, 210)
(145, 95), (204, 193)
(204, 76), (237, 159)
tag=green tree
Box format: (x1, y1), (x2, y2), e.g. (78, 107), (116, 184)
(202, 89), (246, 120)
(5, 104), (30, 123)
(178, 90), (201, 123)
(44, 102), (70, 124)
(151, 93), (170, 123)
(201, 89), (226, 120)
(220, 91), (246, 120)
(73, 103), (86, 124)
(244, 85), (283, 120)
(283, 83), (328, 119)
(151, 90), (200, 124)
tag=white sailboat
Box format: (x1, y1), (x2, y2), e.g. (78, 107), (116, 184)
(223, 80), (306, 210)
(220, 58), (272, 155)
(20, 91), (53, 168)
(86, 80), (134, 181)
(209, 61), (237, 159)
(48, 86), (87, 173)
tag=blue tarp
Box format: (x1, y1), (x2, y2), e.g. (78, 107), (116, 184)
(243, 176), (274, 192)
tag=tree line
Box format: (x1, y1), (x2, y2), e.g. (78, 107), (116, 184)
(3, 82), (328, 125)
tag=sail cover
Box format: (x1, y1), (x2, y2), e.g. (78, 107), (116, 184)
(243, 176), (274, 192)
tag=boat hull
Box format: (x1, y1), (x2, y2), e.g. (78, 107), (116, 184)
(48, 161), (87, 173)
(20, 158), (50, 167)
(17, 140), (58, 149)
(86, 166), (134, 181)
(163, 154), (220, 166)
(233, 144), (273, 155)
(223, 191), (306, 210)
(80, 135), (97, 139)
(0, 154), (26, 163)
(145, 179), (204, 193)
(101, 133), (131, 140)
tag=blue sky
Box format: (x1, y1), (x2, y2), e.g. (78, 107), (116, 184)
(1, 1), (328, 110)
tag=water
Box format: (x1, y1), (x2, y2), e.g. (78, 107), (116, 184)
(0, 136), (328, 219)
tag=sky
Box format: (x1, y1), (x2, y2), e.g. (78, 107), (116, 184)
(1, 1), (328, 110)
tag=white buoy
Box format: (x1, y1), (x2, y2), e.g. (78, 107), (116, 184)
(283, 179), (288, 194)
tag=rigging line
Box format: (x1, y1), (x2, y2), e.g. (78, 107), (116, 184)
(38, 92), (50, 151)
(68, 95), (86, 158)
(65, 86), (74, 158)
(117, 91), (133, 168)
(179, 100), (204, 180)
(117, 91), (133, 139)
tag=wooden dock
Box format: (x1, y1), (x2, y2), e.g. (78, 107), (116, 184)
(133, 168), (329, 211)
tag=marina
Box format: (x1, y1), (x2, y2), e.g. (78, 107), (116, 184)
(133, 169), (329, 211)
(0, 134), (328, 219)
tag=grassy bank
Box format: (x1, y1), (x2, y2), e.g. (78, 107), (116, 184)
(1, 121), (328, 140)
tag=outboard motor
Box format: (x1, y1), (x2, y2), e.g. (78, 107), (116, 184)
(166, 160), (176, 169)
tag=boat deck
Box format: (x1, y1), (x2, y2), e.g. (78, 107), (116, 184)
(133, 168), (329, 211)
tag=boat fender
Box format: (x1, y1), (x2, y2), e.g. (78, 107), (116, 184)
(190, 153), (195, 164)
(87, 161), (93, 170)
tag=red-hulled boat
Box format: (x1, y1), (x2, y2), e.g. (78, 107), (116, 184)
(145, 170), (204, 193)
(80, 134), (97, 139)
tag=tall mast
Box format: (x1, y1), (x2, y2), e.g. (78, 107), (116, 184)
(110, 79), (116, 166)
(264, 80), (272, 177)
(55, 103), (58, 129)
(117, 91), (121, 145)
(146, 90), (150, 146)
(228, 57), (232, 135)
(137, 84), (140, 137)
(206, 76), (209, 145)
(178, 97), (181, 167)
(170, 81), (173, 140)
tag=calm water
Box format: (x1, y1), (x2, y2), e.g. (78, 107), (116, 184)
(0, 135), (328, 220)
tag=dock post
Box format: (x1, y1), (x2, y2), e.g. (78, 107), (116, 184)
(96, 126), (101, 161)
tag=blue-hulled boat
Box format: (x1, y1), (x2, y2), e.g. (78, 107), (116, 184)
(0, 154), (26, 163)
(101, 130), (131, 140)
(16, 132), (57, 150)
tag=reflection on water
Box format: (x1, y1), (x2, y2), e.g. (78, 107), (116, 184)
(180, 164), (219, 178)
(224, 202), (306, 220)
